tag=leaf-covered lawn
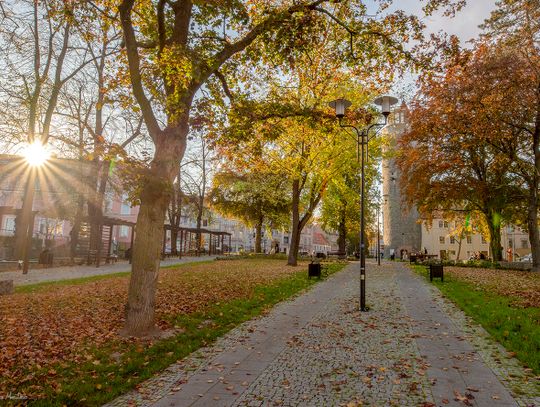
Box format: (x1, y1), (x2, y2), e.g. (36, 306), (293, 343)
(0, 258), (316, 402)
(444, 267), (540, 308)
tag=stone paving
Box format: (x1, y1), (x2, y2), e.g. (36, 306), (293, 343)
(106, 261), (539, 407)
(0, 256), (216, 286)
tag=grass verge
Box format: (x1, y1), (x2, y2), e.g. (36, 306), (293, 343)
(12, 261), (346, 406)
(410, 264), (540, 375)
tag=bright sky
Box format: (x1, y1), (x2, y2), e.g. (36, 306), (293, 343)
(404, 0), (495, 42)
(373, 0), (498, 43)
(378, 0), (499, 99)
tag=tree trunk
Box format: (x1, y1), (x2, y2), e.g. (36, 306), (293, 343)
(486, 211), (502, 262)
(14, 169), (37, 264)
(337, 203), (347, 254)
(196, 214), (202, 255)
(87, 161), (103, 264)
(287, 179), (300, 266)
(527, 192), (540, 272)
(122, 135), (185, 337)
(170, 227), (179, 256)
(456, 237), (462, 261)
(288, 222), (301, 266)
(255, 216), (263, 253)
(70, 194), (85, 263)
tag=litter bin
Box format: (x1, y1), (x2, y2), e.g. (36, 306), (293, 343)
(308, 262), (321, 279)
(429, 264), (444, 282)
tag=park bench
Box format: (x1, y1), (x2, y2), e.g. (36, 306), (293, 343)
(327, 251), (346, 259)
(38, 249), (54, 268)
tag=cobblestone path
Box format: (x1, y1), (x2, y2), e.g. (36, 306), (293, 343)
(107, 261), (538, 407)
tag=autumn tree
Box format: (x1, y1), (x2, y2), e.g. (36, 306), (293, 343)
(210, 169), (290, 253)
(320, 138), (380, 256)
(476, 0), (540, 270)
(398, 59), (519, 261)
(107, 0), (465, 335)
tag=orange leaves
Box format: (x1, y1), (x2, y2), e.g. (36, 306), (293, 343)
(0, 259), (299, 399)
(445, 266), (540, 308)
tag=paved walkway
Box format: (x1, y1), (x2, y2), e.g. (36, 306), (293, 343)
(0, 256), (215, 286)
(107, 261), (539, 407)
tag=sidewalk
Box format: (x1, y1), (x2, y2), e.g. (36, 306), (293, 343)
(0, 256), (216, 286)
(107, 261), (538, 407)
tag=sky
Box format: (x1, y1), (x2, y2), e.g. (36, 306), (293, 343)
(379, 1), (498, 43)
(379, 0), (499, 99)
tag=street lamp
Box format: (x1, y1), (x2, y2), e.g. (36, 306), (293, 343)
(377, 200), (381, 266)
(18, 141), (50, 274)
(329, 95), (398, 311)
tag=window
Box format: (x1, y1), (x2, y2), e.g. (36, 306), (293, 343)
(39, 218), (47, 234)
(508, 239), (513, 249)
(119, 225), (129, 238)
(439, 236), (445, 244)
(443, 221), (449, 228)
(450, 236), (455, 244)
(466, 236), (472, 244)
(120, 203), (130, 215)
(507, 225), (514, 233)
(481, 236), (487, 244)
(521, 239), (529, 249)
(439, 220), (443, 228)
(284, 236), (289, 244)
(2, 215), (16, 235)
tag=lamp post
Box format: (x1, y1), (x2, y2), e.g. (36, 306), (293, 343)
(329, 96), (397, 311)
(377, 201), (381, 266)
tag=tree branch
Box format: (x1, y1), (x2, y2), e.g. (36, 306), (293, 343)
(119, 0), (161, 138)
(214, 71), (233, 100)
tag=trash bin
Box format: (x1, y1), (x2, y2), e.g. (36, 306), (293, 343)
(308, 262), (321, 279)
(429, 264), (444, 282)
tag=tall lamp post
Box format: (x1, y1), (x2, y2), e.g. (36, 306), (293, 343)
(377, 200), (381, 266)
(329, 95), (397, 311)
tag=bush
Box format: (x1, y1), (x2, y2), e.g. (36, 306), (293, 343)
(416, 258), (501, 269)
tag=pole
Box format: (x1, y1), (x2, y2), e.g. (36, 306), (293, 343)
(360, 130), (367, 311)
(377, 204), (381, 266)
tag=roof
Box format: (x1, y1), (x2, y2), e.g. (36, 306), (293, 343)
(313, 231), (330, 246)
(164, 224), (231, 236)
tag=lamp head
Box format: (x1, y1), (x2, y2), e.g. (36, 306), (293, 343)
(374, 95), (399, 118)
(328, 98), (352, 118)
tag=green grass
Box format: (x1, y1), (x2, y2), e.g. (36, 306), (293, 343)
(15, 260), (215, 294)
(411, 265), (540, 375)
(19, 262), (346, 406)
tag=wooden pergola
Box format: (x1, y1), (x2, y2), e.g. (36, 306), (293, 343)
(81, 215), (136, 267)
(162, 225), (232, 257)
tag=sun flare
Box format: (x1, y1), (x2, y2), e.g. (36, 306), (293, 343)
(22, 141), (50, 167)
